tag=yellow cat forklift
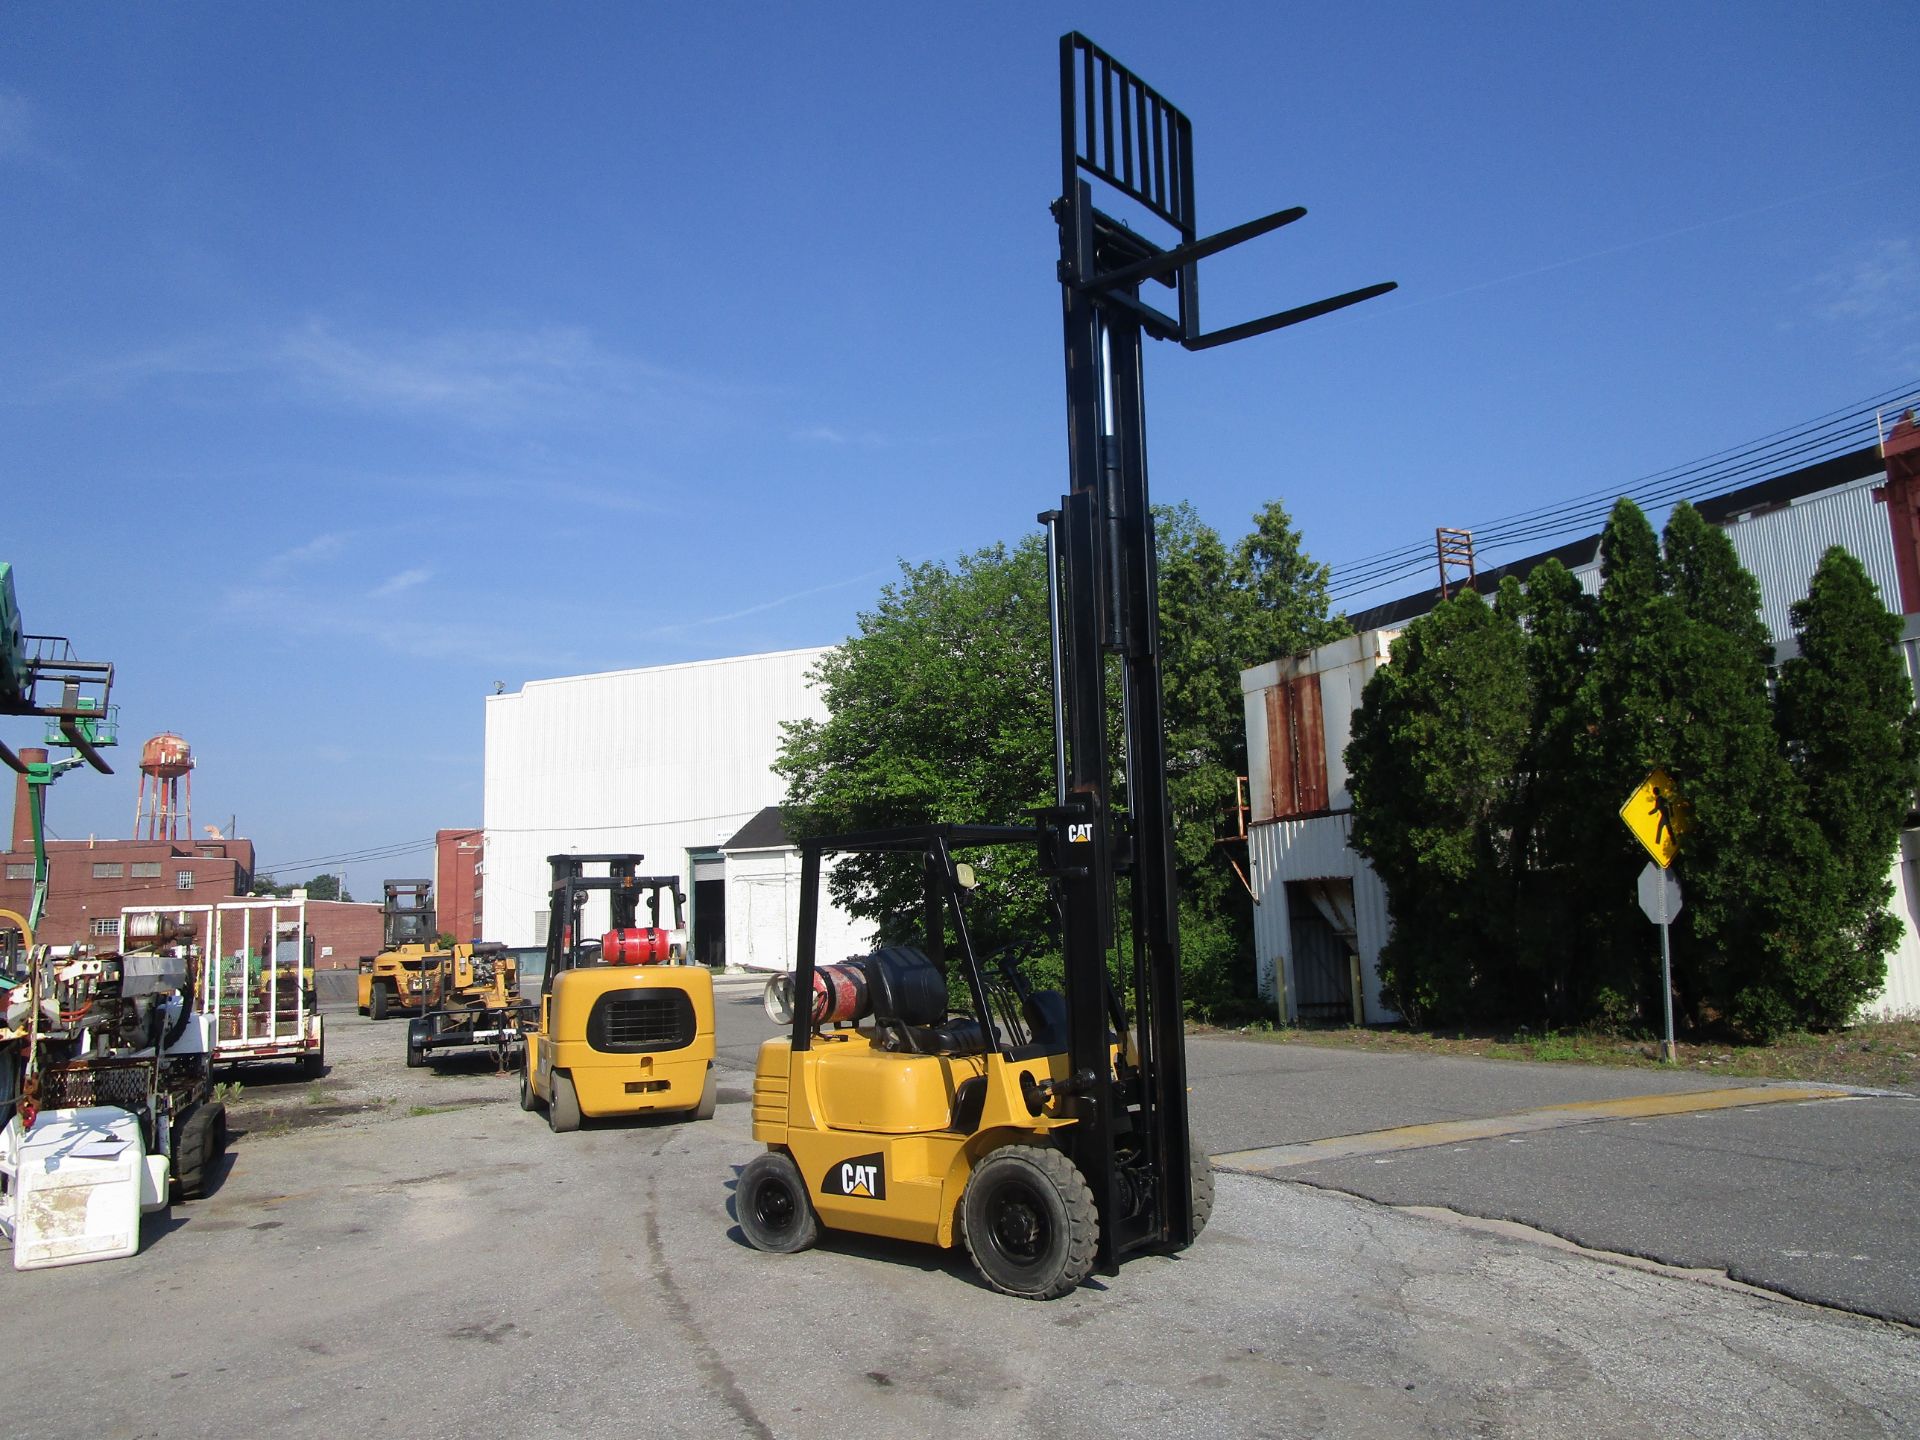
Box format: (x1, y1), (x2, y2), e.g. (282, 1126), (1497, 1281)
(356, 880), (440, 1020)
(736, 33), (1392, 1299)
(520, 854), (715, 1132)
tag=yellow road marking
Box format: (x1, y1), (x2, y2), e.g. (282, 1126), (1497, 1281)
(1213, 1085), (1855, 1174)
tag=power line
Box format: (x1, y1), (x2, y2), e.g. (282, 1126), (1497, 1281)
(1324, 381), (1919, 606)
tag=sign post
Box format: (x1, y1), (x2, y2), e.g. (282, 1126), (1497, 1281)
(1636, 862), (1683, 1062)
(1622, 770), (1687, 1062)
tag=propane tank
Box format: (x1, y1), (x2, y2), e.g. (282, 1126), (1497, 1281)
(810, 961), (870, 1024)
(602, 927), (671, 965)
(760, 959), (873, 1027)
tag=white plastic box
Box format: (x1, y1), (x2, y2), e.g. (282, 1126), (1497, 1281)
(0, 1107), (164, 1270)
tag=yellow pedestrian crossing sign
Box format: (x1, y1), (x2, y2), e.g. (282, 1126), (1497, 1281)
(1620, 769), (1687, 869)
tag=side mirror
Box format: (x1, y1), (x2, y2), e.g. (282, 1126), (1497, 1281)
(954, 863), (978, 892)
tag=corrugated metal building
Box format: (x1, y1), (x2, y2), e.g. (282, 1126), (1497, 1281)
(482, 647), (868, 964)
(1246, 439), (1920, 1024)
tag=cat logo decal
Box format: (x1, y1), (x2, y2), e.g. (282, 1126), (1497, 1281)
(821, 1151), (886, 1200)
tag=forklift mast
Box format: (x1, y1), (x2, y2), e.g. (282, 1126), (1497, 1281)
(541, 853), (687, 994)
(379, 880), (437, 950)
(1041, 34), (1393, 1267)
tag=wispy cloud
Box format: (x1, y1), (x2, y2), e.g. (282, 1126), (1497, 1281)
(1814, 237), (1920, 368)
(641, 564), (898, 640)
(272, 531), (354, 567)
(793, 423), (888, 447)
(369, 567), (433, 599)
(0, 90), (37, 162)
(29, 317), (745, 435)
(275, 320), (645, 424)
(1816, 237), (1919, 322)
(225, 580), (566, 669)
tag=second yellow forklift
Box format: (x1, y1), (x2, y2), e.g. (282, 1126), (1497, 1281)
(520, 854), (716, 1132)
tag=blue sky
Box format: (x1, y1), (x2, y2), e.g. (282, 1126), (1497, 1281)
(5, 2), (1916, 900)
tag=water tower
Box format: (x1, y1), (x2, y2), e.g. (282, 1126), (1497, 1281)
(134, 732), (194, 841)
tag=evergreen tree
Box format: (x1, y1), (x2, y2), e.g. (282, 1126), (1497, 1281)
(1656, 502), (1792, 1026)
(1568, 499), (1686, 1022)
(1767, 548), (1920, 1030)
(1347, 588), (1531, 1026)
(1509, 559), (1597, 1021)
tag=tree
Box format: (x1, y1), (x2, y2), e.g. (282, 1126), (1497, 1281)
(252, 873), (352, 902)
(776, 538), (1057, 954)
(1230, 499), (1348, 668)
(1653, 502), (1793, 1027)
(302, 873), (352, 903)
(1508, 559), (1597, 1020)
(1767, 548), (1920, 1031)
(777, 500), (1346, 1018)
(1347, 587), (1532, 1026)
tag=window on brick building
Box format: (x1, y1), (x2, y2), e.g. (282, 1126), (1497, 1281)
(93, 862), (124, 879)
(90, 917), (118, 937)
(175, 871), (195, 891)
(131, 861), (161, 878)
(4, 862), (32, 880)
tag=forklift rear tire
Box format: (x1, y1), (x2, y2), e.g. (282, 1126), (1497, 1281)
(736, 1151), (819, 1254)
(519, 1064), (538, 1111)
(548, 1072), (581, 1133)
(689, 1065), (717, 1122)
(370, 984), (390, 1021)
(961, 1144), (1097, 1301)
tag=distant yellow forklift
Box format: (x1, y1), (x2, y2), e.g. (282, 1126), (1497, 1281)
(736, 33), (1391, 1299)
(520, 854), (716, 1132)
(356, 880), (440, 1020)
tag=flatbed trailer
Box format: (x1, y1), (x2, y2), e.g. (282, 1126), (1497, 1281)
(404, 942), (533, 1069)
(120, 899), (324, 1077)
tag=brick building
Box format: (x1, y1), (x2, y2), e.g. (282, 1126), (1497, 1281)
(2, 751), (256, 948)
(0, 751), (384, 967)
(302, 898), (386, 971)
(434, 827), (483, 941)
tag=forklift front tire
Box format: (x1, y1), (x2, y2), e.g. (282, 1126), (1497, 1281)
(548, 1072), (581, 1133)
(1189, 1134), (1215, 1242)
(961, 1144), (1097, 1301)
(736, 1151), (819, 1254)
(519, 1064), (538, 1111)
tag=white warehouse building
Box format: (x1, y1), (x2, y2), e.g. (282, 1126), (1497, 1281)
(482, 646), (873, 968)
(1245, 431), (1920, 1026)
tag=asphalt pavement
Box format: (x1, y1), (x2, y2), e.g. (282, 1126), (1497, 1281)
(3, 1004), (1913, 1440)
(709, 971), (1920, 1325)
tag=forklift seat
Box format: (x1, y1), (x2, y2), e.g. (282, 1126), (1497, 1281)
(859, 947), (990, 1057)
(860, 947), (948, 1026)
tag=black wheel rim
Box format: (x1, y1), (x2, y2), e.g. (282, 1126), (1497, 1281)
(751, 1176), (798, 1238)
(981, 1173), (1053, 1274)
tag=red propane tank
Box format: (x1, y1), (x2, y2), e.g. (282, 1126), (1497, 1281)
(810, 960), (871, 1024)
(602, 927), (672, 965)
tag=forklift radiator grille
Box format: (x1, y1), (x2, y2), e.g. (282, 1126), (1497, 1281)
(588, 990), (697, 1054)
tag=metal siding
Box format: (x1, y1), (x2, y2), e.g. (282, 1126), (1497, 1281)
(1243, 675), (1274, 824)
(1873, 838), (1920, 1018)
(482, 648), (836, 949)
(1265, 685), (1294, 818)
(1247, 813), (1399, 1024)
(1293, 673), (1328, 813)
(1723, 477), (1898, 643)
